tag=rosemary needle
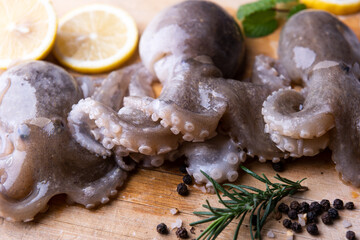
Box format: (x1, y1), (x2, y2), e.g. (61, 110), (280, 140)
(190, 166), (308, 240)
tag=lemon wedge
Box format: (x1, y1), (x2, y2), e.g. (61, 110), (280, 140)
(53, 4), (138, 73)
(0, 0), (57, 69)
(301, 0), (360, 15)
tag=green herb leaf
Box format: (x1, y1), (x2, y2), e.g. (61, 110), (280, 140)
(237, 0), (306, 38)
(190, 167), (308, 240)
(275, 0), (299, 4)
(243, 10), (278, 38)
(288, 3), (307, 18)
(237, 0), (275, 20)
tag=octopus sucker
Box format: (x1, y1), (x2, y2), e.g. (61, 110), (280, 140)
(262, 10), (360, 186)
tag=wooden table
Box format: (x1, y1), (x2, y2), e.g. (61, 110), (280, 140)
(0, 0), (359, 239)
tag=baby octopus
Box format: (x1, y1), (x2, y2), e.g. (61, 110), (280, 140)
(0, 61), (126, 222)
(68, 0), (293, 189)
(262, 11), (360, 186)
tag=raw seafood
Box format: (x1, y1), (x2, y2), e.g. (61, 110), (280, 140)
(262, 10), (360, 186)
(68, 0), (292, 188)
(0, 61), (126, 222)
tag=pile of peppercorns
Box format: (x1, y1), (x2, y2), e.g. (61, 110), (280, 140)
(155, 164), (196, 239)
(278, 198), (356, 239)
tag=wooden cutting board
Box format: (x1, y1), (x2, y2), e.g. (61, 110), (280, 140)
(0, 0), (359, 239)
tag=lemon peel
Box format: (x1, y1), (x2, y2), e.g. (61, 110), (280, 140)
(301, 0), (360, 15)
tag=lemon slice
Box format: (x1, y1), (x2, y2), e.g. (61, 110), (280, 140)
(0, 0), (57, 69)
(301, 0), (360, 15)
(53, 4), (138, 73)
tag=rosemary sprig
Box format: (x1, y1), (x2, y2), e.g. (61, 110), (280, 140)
(190, 166), (308, 240)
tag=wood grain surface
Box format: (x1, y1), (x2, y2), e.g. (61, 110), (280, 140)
(0, 0), (360, 239)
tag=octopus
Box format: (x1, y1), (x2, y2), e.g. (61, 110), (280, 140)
(0, 61), (126, 222)
(1, 0), (360, 222)
(262, 10), (360, 186)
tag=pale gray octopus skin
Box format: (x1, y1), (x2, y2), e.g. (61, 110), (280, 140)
(262, 10), (360, 186)
(0, 61), (126, 222)
(68, 62), (183, 163)
(67, 0), (295, 188)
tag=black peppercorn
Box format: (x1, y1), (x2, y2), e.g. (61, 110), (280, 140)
(321, 212), (333, 225)
(179, 163), (188, 174)
(176, 227), (189, 239)
(328, 208), (339, 219)
(183, 174), (193, 185)
(345, 202), (355, 210)
(333, 199), (344, 210)
(346, 230), (356, 240)
(307, 211), (317, 223)
(306, 223), (319, 235)
(298, 202), (310, 213)
(272, 161), (284, 172)
(320, 199), (331, 211)
(283, 219), (292, 229)
(309, 202), (322, 215)
(177, 183), (189, 196)
(290, 201), (300, 211)
(288, 209), (298, 220)
(278, 203), (289, 213)
(291, 222), (302, 233)
(156, 223), (168, 234)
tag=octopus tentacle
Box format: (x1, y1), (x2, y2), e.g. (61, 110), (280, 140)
(129, 152), (166, 167)
(69, 98), (181, 156)
(180, 134), (246, 188)
(66, 166), (127, 209)
(251, 55), (291, 92)
(114, 147), (137, 171)
(68, 61), (182, 158)
(314, 64), (360, 186)
(262, 88), (334, 139)
(92, 63), (156, 111)
(68, 102), (112, 157)
(0, 183), (54, 222)
(125, 62), (228, 142)
(266, 126), (329, 157)
(216, 79), (288, 163)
